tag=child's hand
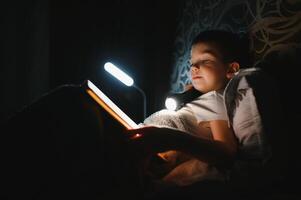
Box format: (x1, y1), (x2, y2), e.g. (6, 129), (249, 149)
(126, 126), (173, 157)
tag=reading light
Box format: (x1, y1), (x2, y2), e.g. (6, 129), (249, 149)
(165, 97), (178, 111)
(104, 62), (147, 119)
(104, 62), (134, 86)
(165, 87), (203, 111)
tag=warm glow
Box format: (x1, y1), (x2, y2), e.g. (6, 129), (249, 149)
(104, 62), (134, 86)
(86, 80), (139, 129)
(165, 97), (178, 111)
(131, 133), (141, 138)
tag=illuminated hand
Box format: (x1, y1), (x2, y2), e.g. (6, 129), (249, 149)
(126, 126), (175, 157)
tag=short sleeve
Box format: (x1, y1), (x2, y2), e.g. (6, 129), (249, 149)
(183, 91), (228, 123)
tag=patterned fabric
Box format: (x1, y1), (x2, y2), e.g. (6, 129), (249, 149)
(171, 0), (301, 92)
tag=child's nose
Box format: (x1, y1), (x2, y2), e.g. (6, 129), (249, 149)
(190, 66), (199, 73)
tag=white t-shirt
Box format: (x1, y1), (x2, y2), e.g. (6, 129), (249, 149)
(142, 90), (227, 137)
(180, 90), (228, 122)
(175, 90), (228, 137)
(143, 90), (229, 186)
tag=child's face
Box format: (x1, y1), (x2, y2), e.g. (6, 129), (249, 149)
(190, 42), (230, 93)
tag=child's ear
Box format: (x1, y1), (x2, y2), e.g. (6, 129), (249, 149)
(226, 62), (240, 79)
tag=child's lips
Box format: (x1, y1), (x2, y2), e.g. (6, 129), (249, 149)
(192, 76), (202, 80)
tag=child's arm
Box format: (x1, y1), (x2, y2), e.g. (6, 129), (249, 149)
(127, 121), (237, 168)
(209, 120), (237, 158)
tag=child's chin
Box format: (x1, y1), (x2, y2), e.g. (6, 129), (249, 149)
(194, 86), (206, 93)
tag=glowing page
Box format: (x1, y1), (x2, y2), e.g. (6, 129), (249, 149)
(84, 80), (139, 130)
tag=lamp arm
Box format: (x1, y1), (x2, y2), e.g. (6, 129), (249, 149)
(133, 84), (147, 119)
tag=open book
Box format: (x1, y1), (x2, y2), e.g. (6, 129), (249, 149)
(83, 80), (139, 130)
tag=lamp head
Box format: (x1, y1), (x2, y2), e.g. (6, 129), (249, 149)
(165, 97), (178, 111)
(165, 87), (202, 111)
(104, 62), (134, 86)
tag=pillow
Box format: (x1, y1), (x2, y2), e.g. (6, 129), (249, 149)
(224, 68), (272, 162)
(223, 68), (284, 184)
(224, 68), (275, 185)
(142, 109), (225, 185)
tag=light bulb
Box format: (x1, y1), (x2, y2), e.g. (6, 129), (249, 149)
(165, 97), (178, 111)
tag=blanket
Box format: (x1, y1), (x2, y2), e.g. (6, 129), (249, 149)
(141, 109), (224, 186)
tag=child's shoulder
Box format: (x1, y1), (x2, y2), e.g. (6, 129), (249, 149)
(197, 90), (224, 102)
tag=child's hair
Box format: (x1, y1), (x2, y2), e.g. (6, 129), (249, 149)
(191, 30), (253, 68)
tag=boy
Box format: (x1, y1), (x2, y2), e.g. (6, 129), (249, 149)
(128, 30), (250, 187)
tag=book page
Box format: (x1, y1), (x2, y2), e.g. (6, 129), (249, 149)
(85, 80), (139, 130)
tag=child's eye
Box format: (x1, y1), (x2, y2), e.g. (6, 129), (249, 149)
(190, 60), (214, 68)
(202, 60), (213, 65)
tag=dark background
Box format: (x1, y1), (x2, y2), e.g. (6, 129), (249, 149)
(1, 0), (301, 197)
(1, 0), (301, 128)
(1, 0), (184, 123)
